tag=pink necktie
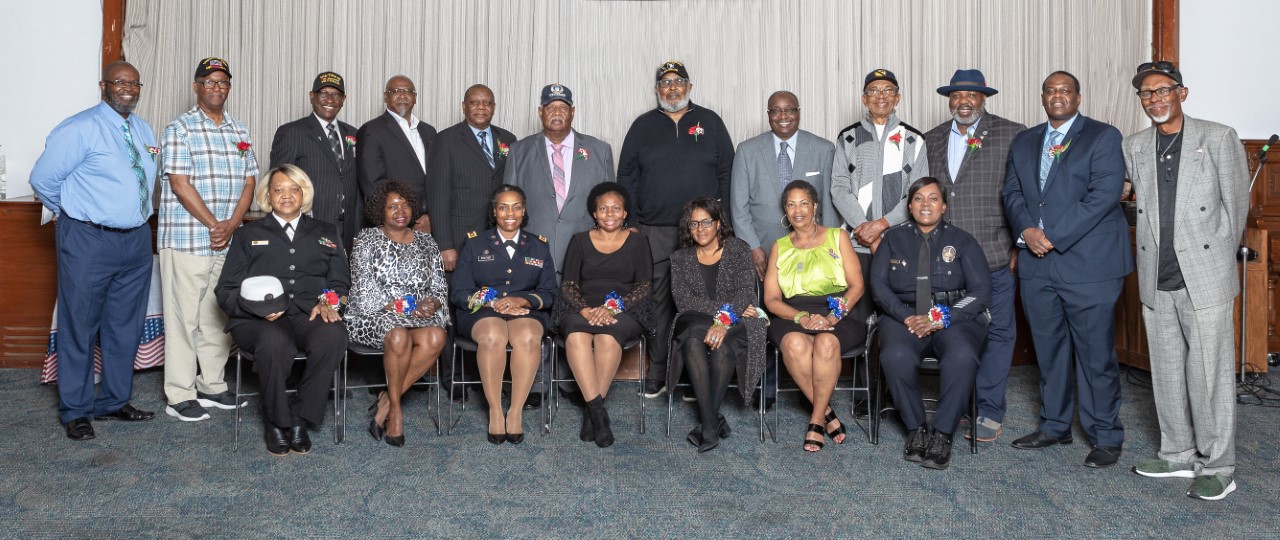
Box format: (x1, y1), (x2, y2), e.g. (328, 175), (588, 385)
(552, 143), (566, 211)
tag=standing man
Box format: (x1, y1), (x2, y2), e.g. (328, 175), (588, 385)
(30, 61), (158, 440)
(356, 75), (436, 232)
(158, 57), (258, 422)
(271, 71), (359, 250)
(731, 90), (837, 280)
(506, 84), (616, 405)
(1003, 71), (1133, 468)
(426, 84), (516, 272)
(618, 60), (734, 398)
(922, 69), (1026, 442)
(1124, 61), (1247, 500)
(831, 69), (930, 260)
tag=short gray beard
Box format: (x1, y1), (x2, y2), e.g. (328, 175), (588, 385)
(1147, 110), (1171, 124)
(658, 96), (689, 113)
(104, 91), (137, 115)
(951, 105), (984, 127)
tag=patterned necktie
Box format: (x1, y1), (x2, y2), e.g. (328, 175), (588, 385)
(327, 123), (343, 162)
(777, 140), (793, 189)
(551, 143), (567, 211)
(916, 232), (932, 316)
(478, 131), (494, 167)
(121, 121), (147, 218)
(1039, 130), (1062, 190)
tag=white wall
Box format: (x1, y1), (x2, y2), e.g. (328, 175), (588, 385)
(1180, 0), (1280, 139)
(0, 0), (101, 200)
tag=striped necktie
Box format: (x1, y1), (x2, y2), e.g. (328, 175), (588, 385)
(551, 143), (567, 211)
(327, 123), (343, 162)
(1039, 130), (1062, 190)
(121, 121), (147, 217)
(478, 131), (494, 167)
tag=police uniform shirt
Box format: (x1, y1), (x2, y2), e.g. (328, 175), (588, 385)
(869, 221), (992, 324)
(450, 228), (559, 313)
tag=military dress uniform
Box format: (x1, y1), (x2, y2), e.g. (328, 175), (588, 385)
(869, 221), (991, 437)
(450, 228), (559, 335)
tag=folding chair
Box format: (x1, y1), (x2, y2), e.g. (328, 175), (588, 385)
(548, 333), (647, 434)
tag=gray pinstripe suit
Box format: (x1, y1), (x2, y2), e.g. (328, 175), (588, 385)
(1123, 116), (1249, 476)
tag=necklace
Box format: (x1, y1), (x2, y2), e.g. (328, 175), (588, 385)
(1157, 129), (1182, 163)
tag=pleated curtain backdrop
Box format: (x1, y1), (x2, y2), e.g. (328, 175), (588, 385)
(123, 0), (1151, 186)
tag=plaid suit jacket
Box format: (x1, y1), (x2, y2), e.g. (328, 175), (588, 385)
(923, 112), (1025, 270)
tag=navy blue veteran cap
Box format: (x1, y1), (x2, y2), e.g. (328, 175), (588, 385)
(312, 71), (345, 94)
(195, 57), (232, 79)
(864, 68), (897, 89)
(541, 84), (573, 106)
(656, 60), (689, 81)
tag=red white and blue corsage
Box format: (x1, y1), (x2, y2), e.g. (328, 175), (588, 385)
(827, 296), (851, 321)
(603, 291), (625, 315)
(394, 294), (417, 315)
(928, 305), (951, 329)
(318, 289), (342, 311)
(469, 287), (498, 313)
(713, 303), (739, 327)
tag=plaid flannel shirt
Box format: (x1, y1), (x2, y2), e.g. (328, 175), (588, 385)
(158, 107), (258, 256)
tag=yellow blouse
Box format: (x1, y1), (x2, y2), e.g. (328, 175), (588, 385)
(775, 227), (849, 298)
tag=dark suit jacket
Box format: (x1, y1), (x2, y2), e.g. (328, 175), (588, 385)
(215, 214), (351, 331)
(923, 113), (1026, 270)
(355, 111), (437, 214)
(425, 121), (517, 252)
(1002, 114), (1133, 284)
(504, 130), (615, 274)
(270, 115), (360, 250)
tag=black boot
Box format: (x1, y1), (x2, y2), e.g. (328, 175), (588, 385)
(921, 429), (954, 470)
(579, 403), (596, 442)
(903, 425), (929, 463)
(586, 396), (613, 448)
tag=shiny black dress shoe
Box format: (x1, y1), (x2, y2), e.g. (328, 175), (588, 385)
(1085, 445), (1122, 468)
(487, 432), (505, 445)
(921, 430), (954, 470)
(288, 426), (312, 454)
(264, 425), (289, 456)
(63, 417), (95, 441)
(506, 432), (525, 444)
(385, 432), (405, 447)
(368, 417), (386, 442)
(93, 403), (155, 422)
(523, 393), (543, 410)
(1011, 431), (1073, 449)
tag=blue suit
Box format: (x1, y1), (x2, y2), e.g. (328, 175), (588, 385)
(1002, 114), (1132, 448)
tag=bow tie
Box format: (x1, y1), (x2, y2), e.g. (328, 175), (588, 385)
(501, 240), (518, 249)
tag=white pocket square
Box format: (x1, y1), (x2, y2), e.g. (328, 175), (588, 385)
(805, 171), (820, 177)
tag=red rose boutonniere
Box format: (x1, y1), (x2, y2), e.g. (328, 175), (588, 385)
(344, 135), (357, 149)
(1049, 140), (1072, 160)
(147, 146), (160, 162)
(688, 122), (705, 142)
(965, 130), (988, 156)
(236, 141), (251, 157)
(888, 131), (903, 151)
(497, 142), (510, 159)
(576, 148), (589, 161)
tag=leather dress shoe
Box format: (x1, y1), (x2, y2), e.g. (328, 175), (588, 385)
(288, 426), (312, 454)
(93, 403), (155, 422)
(523, 393), (543, 410)
(903, 426), (929, 463)
(1011, 431), (1073, 449)
(264, 425), (289, 456)
(486, 432), (505, 445)
(1085, 445), (1122, 468)
(63, 417), (95, 441)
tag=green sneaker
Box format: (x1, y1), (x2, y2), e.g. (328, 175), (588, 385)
(1187, 474), (1236, 501)
(1132, 459), (1196, 478)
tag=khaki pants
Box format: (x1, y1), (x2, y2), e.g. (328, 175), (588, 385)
(160, 248), (232, 404)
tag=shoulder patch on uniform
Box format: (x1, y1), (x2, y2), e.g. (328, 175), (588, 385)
(537, 235), (548, 243)
(466, 230), (478, 239)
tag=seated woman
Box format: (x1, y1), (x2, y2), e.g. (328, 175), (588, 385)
(668, 198), (766, 453)
(215, 164), (349, 456)
(451, 184), (558, 445)
(871, 177), (990, 471)
(763, 180), (866, 452)
(554, 182), (653, 448)
(346, 179), (449, 447)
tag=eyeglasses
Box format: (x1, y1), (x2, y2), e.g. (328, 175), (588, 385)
(315, 90), (345, 100)
(1041, 87), (1076, 97)
(767, 107), (799, 116)
(197, 80), (231, 89)
(385, 88), (417, 95)
(864, 86), (898, 97)
(1136, 85), (1181, 100)
(658, 78), (688, 89)
(104, 79), (143, 89)
(688, 218), (717, 230)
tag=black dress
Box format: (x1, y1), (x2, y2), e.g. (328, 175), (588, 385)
(556, 230), (653, 344)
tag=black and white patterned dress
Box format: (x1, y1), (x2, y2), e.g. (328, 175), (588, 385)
(346, 227), (450, 348)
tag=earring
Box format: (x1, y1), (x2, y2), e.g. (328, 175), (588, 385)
(780, 216), (790, 228)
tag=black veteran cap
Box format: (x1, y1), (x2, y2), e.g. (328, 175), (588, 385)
(541, 84), (573, 106)
(656, 60), (689, 81)
(312, 71), (345, 93)
(864, 68), (897, 89)
(195, 57), (232, 79)
(1131, 61), (1183, 90)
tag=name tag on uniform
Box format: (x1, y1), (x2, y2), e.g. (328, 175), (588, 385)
(252, 240), (269, 246)
(524, 257), (544, 268)
(477, 255), (495, 262)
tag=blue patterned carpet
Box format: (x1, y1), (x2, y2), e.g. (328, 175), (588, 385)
(0, 364), (1275, 538)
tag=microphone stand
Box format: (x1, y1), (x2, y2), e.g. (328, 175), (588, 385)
(1238, 151), (1269, 383)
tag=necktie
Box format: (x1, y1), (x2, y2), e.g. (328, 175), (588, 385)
(551, 143), (567, 211)
(327, 123), (343, 162)
(121, 121), (147, 217)
(478, 131), (494, 167)
(284, 222), (294, 242)
(915, 231), (932, 316)
(777, 140), (793, 189)
(1040, 130), (1062, 190)
(502, 239), (517, 258)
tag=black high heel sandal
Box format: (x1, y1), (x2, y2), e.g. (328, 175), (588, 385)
(804, 423), (825, 452)
(825, 409), (847, 445)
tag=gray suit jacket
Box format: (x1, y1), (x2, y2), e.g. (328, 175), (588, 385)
(505, 130), (616, 275)
(730, 129), (837, 254)
(1123, 116), (1249, 309)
